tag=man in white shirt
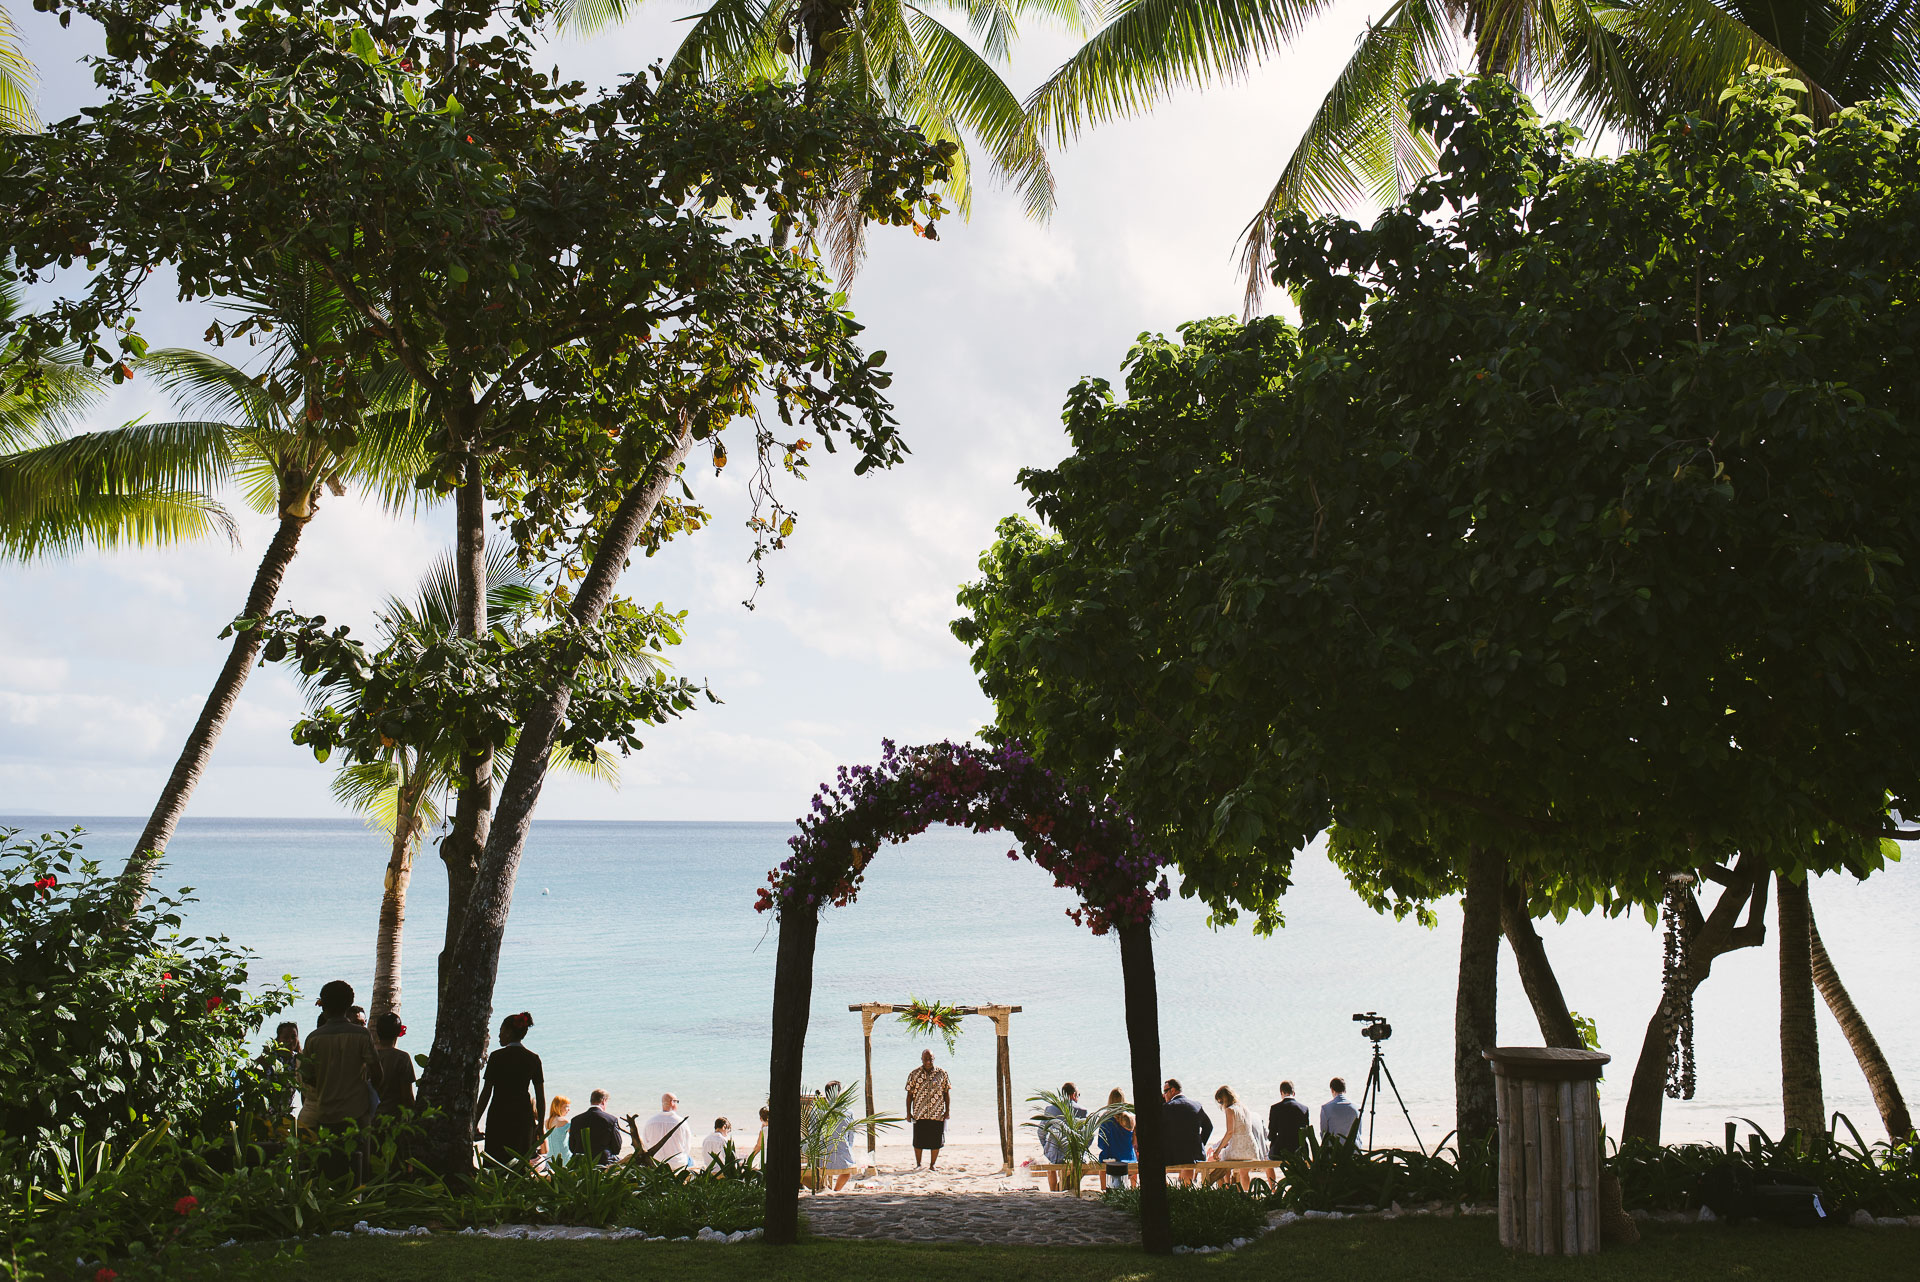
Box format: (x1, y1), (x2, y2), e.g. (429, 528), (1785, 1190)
(699, 1117), (735, 1169)
(1319, 1077), (1361, 1145)
(639, 1092), (693, 1169)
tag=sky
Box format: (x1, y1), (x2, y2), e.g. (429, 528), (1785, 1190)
(4, 0), (1415, 823)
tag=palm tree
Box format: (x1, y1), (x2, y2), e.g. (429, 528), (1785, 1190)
(1029, 0), (1920, 307)
(1808, 900), (1913, 1140)
(1, 4), (36, 133)
(317, 547), (623, 1024)
(554, 0), (1094, 268)
(1, 277), (234, 556)
(0, 261), (431, 906)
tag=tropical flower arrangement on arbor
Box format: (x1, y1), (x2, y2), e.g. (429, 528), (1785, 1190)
(755, 739), (1172, 934)
(897, 996), (967, 1053)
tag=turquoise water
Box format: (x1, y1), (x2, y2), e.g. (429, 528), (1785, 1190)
(7, 815), (1915, 1150)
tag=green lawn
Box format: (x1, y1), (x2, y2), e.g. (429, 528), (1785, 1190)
(206, 1218), (1907, 1281)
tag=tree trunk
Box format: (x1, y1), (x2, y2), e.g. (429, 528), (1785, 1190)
(1455, 845), (1504, 1148)
(1777, 873), (1825, 1149)
(371, 772), (424, 1026)
(1809, 905), (1913, 1141)
(1501, 878), (1583, 1049)
(437, 451), (492, 1008)
(118, 510), (308, 910)
(1621, 857), (1768, 1144)
(1118, 920), (1170, 1254)
(417, 428), (692, 1169)
(763, 902), (819, 1244)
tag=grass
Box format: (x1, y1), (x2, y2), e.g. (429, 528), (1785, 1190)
(187, 1217), (1910, 1280)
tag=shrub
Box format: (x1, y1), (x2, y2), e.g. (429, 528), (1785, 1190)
(1609, 1121), (1920, 1218)
(1264, 1131), (1496, 1211)
(1102, 1184), (1267, 1247)
(0, 828), (292, 1180)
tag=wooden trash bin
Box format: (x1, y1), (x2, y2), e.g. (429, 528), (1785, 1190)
(1484, 1047), (1610, 1255)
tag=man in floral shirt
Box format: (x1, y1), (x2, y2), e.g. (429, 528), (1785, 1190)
(904, 1049), (951, 1170)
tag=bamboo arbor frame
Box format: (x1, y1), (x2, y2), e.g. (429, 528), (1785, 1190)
(849, 1002), (1023, 1174)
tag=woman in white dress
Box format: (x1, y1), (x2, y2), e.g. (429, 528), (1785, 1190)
(1209, 1085), (1263, 1189)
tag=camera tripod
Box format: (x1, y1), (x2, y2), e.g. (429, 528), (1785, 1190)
(1355, 1039), (1426, 1155)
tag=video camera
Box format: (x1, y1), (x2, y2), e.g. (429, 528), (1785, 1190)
(1352, 1011), (1393, 1043)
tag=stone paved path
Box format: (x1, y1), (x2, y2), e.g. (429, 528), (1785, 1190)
(802, 1191), (1138, 1246)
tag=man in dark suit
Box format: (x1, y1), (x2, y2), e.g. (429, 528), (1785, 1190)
(568, 1088), (624, 1165)
(1268, 1080), (1311, 1156)
(1160, 1077), (1213, 1185)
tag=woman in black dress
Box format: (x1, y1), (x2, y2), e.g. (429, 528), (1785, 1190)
(474, 1011), (544, 1166)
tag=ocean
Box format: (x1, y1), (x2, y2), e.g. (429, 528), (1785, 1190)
(7, 815), (1915, 1153)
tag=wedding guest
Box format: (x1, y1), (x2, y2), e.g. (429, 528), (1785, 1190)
(1039, 1082), (1087, 1191)
(1320, 1077), (1361, 1145)
(699, 1118), (735, 1169)
(474, 1011), (544, 1166)
(373, 1013), (415, 1111)
(904, 1049), (951, 1170)
(1161, 1078), (1213, 1185)
(1097, 1088), (1137, 1189)
(540, 1095), (573, 1171)
(348, 1005), (368, 1027)
(301, 980), (383, 1179)
(569, 1090), (624, 1165)
(263, 1021), (301, 1124)
(746, 1105), (770, 1168)
(819, 1081), (854, 1190)
(1209, 1085), (1261, 1189)
(1268, 1080), (1310, 1155)
(640, 1092), (693, 1169)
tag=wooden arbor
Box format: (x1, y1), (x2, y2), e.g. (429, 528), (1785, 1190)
(759, 740), (1175, 1253)
(850, 1002), (1023, 1173)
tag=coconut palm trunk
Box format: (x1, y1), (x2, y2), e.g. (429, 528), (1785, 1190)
(372, 768), (428, 1026)
(1777, 872), (1825, 1148)
(119, 504), (309, 906)
(1808, 905), (1912, 1141)
(1455, 844), (1504, 1147)
(418, 427), (693, 1169)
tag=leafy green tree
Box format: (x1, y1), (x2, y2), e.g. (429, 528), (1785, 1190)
(958, 73), (1920, 1145)
(310, 546), (622, 1026)
(1029, 0), (1920, 306)
(1, 260), (429, 906)
(559, 0), (1086, 266)
(0, 827), (292, 1178)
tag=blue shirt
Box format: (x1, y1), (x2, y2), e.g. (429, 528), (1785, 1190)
(1320, 1094), (1360, 1143)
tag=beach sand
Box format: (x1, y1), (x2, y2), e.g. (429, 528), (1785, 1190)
(819, 1139), (1103, 1196)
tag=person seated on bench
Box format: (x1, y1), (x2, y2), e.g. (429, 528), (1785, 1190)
(1161, 1078), (1213, 1185)
(1098, 1088), (1137, 1189)
(1207, 1085), (1262, 1189)
(699, 1117), (735, 1169)
(821, 1080), (855, 1190)
(569, 1089), (624, 1166)
(1320, 1077), (1361, 1145)
(1039, 1082), (1087, 1191)
(640, 1092), (693, 1170)
(1265, 1080), (1309, 1182)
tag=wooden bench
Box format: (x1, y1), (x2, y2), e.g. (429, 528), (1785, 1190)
(1030, 1158), (1278, 1185)
(800, 1167), (860, 1191)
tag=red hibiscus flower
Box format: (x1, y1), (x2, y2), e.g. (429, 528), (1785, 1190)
(95, 1269), (118, 1282)
(174, 1195), (198, 1215)
(205, 996), (224, 1012)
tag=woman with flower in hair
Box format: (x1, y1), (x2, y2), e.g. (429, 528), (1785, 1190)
(373, 1013), (415, 1112)
(474, 1011), (544, 1166)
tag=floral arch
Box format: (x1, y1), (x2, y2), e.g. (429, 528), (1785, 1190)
(759, 740), (1175, 1254)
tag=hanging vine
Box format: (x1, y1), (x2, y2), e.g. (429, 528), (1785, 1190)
(1661, 873), (1696, 1100)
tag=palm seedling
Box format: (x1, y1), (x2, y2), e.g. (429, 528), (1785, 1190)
(800, 1079), (900, 1188)
(1025, 1086), (1123, 1196)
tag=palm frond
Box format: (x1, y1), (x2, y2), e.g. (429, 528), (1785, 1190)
(1607, 0), (1833, 117)
(550, 740), (623, 787)
(907, 9), (1059, 218)
(138, 348), (283, 430)
(0, 416), (235, 527)
(1819, 0), (1920, 104)
(381, 543), (537, 637)
(0, 487), (236, 562)
(332, 759), (402, 831)
(1026, 0), (1347, 143)
(1237, 0), (1452, 312)
(336, 402), (435, 514)
(0, 6), (38, 134)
